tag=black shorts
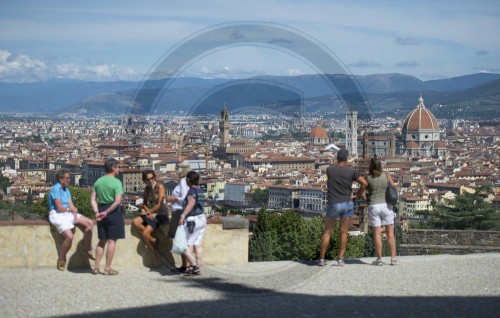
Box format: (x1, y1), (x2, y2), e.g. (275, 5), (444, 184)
(139, 214), (160, 229)
(169, 209), (183, 238)
(97, 204), (125, 240)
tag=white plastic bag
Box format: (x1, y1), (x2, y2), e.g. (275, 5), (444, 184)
(171, 225), (188, 254)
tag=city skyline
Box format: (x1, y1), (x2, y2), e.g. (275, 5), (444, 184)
(1, 0), (499, 83)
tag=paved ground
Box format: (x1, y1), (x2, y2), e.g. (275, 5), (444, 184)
(1, 253), (499, 318)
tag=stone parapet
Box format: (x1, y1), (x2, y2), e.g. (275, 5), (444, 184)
(400, 229), (500, 256)
(0, 219), (249, 269)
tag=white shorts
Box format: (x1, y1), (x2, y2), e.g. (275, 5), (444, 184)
(184, 214), (207, 246)
(48, 210), (82, 234)
(368, 203), (395, 227)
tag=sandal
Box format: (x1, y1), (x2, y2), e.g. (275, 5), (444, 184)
(92, 267), (100, 275)
(185, 265), (201, 275)
(102, 268), (119, 276)
(335, 259), (345, 267)
(57, 260), (66, 271)
(176, 266), (188, 273)
(372, 259), (384, 266)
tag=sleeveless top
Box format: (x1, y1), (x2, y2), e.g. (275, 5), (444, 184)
(367, 173), (388, 205)
(144, 183), (168, 215)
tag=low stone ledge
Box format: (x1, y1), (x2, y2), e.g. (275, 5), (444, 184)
(399, 244), (500, 256)
(221, 217), (249, 230)
(0, 220), (249, 269)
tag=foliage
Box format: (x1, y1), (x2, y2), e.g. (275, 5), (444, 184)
(32, 186), (94, 219)
(249, 209), (367, 262)
(0, 176), (11, 192)
(428, 186), (500, 230)
(251, 187), (269, 206)
(249, 207), (274, 261)
(26, 188), (33, 205)
(290, 131), (309, 142)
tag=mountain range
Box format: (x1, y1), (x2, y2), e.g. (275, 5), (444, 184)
(0, 73), (499, 119)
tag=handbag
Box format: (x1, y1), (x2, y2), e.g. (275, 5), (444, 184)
(385, 172), (399, 206)
(171, 225), (188, 254)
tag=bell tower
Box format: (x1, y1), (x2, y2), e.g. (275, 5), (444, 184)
(346, 110), (358, 157)
(219, 105), (230, 151)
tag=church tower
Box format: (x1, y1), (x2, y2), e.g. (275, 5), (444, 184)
(346, 110), (358, 157)
(219, 105), (230, 151)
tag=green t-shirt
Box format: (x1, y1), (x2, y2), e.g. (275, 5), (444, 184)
(93, 175), (124, 204)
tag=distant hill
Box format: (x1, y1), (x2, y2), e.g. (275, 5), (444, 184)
(424, 73), (500, 92)
(0, 72), (499, 119)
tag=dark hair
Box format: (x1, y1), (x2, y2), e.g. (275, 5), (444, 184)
(186, 170), (199, 186)
(337, 149), (349, 162)
(368, 157), (383, 177)
(56, 169), (70, 182)
(142, 169), (155, 182)
(104, 158), (119, 173)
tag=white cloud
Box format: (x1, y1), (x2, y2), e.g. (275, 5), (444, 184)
(395, 36), (421, 46)
(0, 49), (141, 82)
(475, 49), (489, 56)
(348, 60), (382, 67)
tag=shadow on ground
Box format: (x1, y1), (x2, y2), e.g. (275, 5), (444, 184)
(57, 275), (500, 318)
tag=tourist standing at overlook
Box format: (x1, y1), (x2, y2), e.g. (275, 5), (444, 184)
(166, 159), (191, 272)
(177, 171), (207, 275)
(48, 169), (95, 271)
(361, 156), (399, 266)
(132, 170), (168, 251)
(319, 149), (367, 266)
(90, 158), (124, 275)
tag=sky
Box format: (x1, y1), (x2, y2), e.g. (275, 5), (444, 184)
(0, 0), (499, 83)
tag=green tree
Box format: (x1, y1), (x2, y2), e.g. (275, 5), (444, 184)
(0, 176), (10, 192)
(249, 207), (274, 261)
(33, 186), (94, 219)
(429, 186), (499, 230)
(251, 187), (269, 206)
(26, 188), (33, 205)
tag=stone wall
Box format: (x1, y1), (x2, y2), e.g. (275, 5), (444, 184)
(400, 229), (500, 255)
(0, 218), (249, 269)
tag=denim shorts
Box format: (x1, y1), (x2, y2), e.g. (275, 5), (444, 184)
(325, 201), (354, 219)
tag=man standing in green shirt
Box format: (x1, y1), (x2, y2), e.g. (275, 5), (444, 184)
(91, 158), (124, 275)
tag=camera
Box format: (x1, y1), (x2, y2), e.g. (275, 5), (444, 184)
(187, 220), (196, 233)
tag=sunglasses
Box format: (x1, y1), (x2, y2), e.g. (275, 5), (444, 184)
(145, 176), (155, 181)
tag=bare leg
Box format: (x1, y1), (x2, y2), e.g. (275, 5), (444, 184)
(183, 246), (197, 266)
(193, 245), (203, 268)
(104, 239), (116, 271)
(76, 216), (93, 252)
(59, 229), (74, 262)
(385, 224), (396, 259)
(319, 217), (336, 259)
(373, 226), (383, 259)
(338, 217), (351, 260)
(133, 216), (146, 234)
(181, 254), (189, 268)
(95, 239), (106, 270)
(142, 225), (156, 245)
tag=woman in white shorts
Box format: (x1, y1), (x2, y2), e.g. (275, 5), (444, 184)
(48, 170), (95, 271)
(361, 157), (399, 266)
(177, 171), (207, 275)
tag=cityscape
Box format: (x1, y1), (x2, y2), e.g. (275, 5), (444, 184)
(1, 93), (498, 225)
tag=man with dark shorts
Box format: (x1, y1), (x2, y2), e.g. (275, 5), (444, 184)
(91, 158), (124, 275)
(318, 149), (367, 266)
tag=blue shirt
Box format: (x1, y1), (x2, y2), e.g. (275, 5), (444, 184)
(49, 183), (71, 211)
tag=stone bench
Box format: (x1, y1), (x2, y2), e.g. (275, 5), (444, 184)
(0, 217), (249, 269)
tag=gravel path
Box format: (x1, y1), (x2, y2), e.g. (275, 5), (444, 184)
(1, 253), (499, 318)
